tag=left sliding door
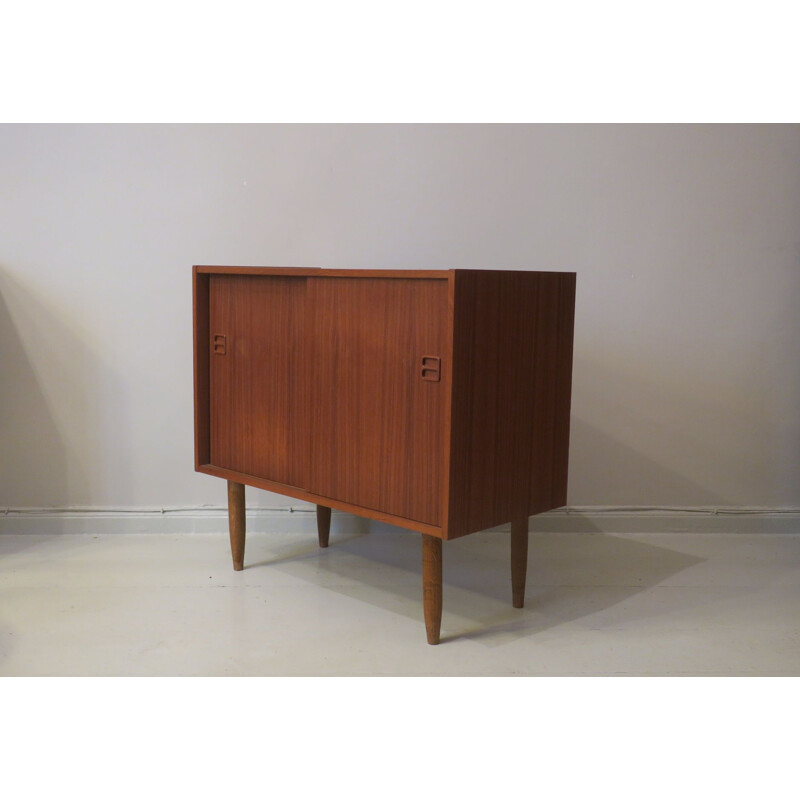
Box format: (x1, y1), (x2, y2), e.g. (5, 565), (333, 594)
(208, 275), (307, 487)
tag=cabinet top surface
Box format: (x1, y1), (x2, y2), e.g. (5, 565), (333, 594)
(194, 266), (575, 278)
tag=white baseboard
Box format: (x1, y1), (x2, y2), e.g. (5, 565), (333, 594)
(0, 506), (331, 536)
(1, 506), (799, 536)
(528, 507), (800, 534)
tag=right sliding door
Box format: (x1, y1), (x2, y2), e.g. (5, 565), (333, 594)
(305, 277), (448, 526)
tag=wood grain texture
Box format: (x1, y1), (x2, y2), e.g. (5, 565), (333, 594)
(510, 516), (529, 608)
(208, 275), (307, 487)
(550, 274), (577, 510)
(528, 273), (576, 514)
(316, 505), (331, 548)
(227, 480), (245, 570)
(422, 534), (443, 645)
(446, 270), (576, 539)
(306, 277), (448, 526)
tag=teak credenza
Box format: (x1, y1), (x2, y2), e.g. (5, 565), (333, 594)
(193, 266), (576, 644)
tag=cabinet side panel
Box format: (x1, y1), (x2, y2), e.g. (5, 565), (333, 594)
(448, 271), (576, 537)
(208, 275), (307, 487)
(527, 274), (559, 513)
(448, 272), (539, 536)
(539, 273), (576, 512)
(307, 278), (448, 526)
(524, 273), (576, 514)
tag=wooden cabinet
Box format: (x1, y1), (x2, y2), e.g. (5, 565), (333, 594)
(194, 266), (576, 644)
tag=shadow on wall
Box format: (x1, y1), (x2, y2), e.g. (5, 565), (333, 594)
(0, 268), (129, 540)
(565, 418), (731, 514)
(567, 350), (744, 507)
(0, 279), (68, 506)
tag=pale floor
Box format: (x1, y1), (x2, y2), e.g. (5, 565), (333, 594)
(1, 529), (799, 676)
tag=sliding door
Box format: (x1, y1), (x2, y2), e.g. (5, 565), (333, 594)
(306, 277), (448, 525)
(208, 275), (307, 487)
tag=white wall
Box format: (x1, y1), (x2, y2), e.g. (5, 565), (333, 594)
(1, 124), (798, 514)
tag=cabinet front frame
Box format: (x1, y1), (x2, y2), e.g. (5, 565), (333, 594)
(193, 266), (456, 539)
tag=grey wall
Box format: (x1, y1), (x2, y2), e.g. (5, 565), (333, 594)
(1, 124), (798, 511)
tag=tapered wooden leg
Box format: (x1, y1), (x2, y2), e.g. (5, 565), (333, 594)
(227, 480), (245, 571)
(316, 505), (331, 548)
(511, 517), (529, 608)
(422, 534), (443, 645)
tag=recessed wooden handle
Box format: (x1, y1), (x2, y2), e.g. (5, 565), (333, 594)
(421, 355), (441, 382)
